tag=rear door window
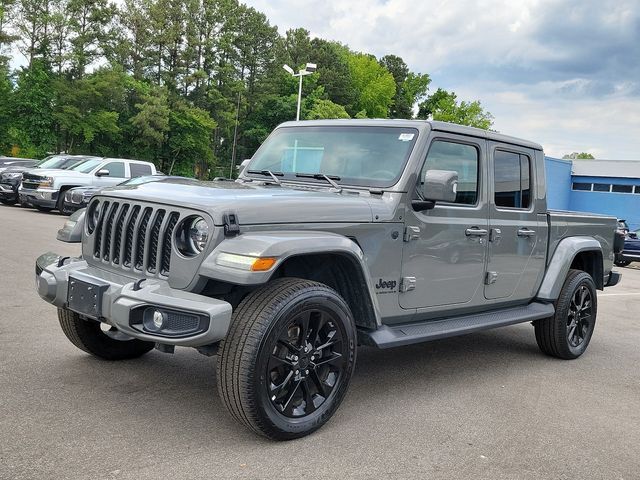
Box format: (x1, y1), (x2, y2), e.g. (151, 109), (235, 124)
(130, 163), (153, 177)
(494, 150), (531, 209)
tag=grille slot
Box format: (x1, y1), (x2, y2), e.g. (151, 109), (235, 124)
(111, 204), (130, 265)
(135, 208), (153, 270)
(90, 201), (181, 277)
(161, 213), (179, 276)
(123, 205), (141, 267)
(147, 210), (166, 274)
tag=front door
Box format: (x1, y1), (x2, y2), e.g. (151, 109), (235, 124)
(92, 161), (127, 187)
(400, 136), (489, 310)
(484, 145), (546, 300)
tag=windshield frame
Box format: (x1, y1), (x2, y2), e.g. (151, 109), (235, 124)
(244, 125), (420, 189)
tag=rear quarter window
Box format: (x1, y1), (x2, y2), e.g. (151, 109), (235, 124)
(130, 163), (153, 177)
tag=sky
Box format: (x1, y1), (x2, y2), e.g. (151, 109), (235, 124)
(243, 0), (640, 159)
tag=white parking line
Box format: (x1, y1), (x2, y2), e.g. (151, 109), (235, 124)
(599, 293), (640, 297)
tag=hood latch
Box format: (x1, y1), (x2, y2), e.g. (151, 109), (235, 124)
(223, 213), (240, 237)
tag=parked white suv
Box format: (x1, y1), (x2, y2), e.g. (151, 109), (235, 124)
(20, 157), (157, 212)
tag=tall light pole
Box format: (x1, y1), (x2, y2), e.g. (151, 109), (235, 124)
(283, 63), (317, 121)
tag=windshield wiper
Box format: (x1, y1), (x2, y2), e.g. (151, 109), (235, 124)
(247, 169), (283, 185)
(295, 173), (342, 191)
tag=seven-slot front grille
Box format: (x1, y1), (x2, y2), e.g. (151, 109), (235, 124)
(91, 201), (180, 276)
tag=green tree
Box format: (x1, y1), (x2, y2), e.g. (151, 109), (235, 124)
(308, 39), (356, 110)
(166, 100), (217, 177)
(0, 0), (18, 63)
(307, 98), (350, 120)
(53, 68), (130, 153)
(347, 52), (395, 118)
(67, 0), (115, 78)
(10, 60), (56, 156)
(417, 88), (493, 130)
(0, 63), (13, 153)
(130, 84), (170, 162)
(15, 0), (55, 66)
(562, 152), (595, 159)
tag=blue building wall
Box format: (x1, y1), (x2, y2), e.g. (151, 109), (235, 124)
(569, 176), (640, 230)
(543, 157), (640, 231)
(544, 157), (572, 210)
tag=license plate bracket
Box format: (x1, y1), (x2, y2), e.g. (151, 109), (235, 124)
(68, 275), (109, 318)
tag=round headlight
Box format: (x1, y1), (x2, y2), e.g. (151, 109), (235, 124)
(188, 217), (210, 253)
(87, 200), (100, 233)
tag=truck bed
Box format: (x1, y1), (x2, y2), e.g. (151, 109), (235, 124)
(547, 209), (617, 273)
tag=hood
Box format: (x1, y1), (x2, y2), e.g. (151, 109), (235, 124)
(1, 165), (33, 174)
(99, 178), (374, 225)
(68, 186), (101, 194)
(28, 169), (88, 178)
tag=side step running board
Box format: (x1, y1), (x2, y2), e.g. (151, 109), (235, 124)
(360, 302), (555, 349)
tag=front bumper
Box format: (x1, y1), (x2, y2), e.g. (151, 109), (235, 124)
(62, 199), (86, 214)
(620, 250), (640, 261)
(19, 187), (58, 208)
(36, 253), (233, 347)
(0, 182), (19, 201)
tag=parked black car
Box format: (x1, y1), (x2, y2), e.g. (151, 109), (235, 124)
(0, 154), (94, 205)
(615, 228), (640, 267)
(61, 175), (177, 214)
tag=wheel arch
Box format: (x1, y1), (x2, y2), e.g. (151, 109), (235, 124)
(197, 231), (381, 329)
(537, 236), (604, 301)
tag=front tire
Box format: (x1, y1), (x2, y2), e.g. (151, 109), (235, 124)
(58, 308), (155, 360)
(216, 278), (357, 440)
(534, 269), (597, 359)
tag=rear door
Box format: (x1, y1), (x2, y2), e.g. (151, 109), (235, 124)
(484, 145), (546, 300)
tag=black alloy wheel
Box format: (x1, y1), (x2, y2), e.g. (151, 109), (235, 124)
(567, 285), (593, 348)
(266, 307), (346, 418)
(217, 278), (357, 440)
(534, 269), (598, 359)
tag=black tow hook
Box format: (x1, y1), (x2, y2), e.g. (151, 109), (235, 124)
(57, 256), (70, 267)
(132, 278), (146, 291)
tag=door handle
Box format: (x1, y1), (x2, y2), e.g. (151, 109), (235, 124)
(465, 227), (488, 237)
(517, 228), (536, 237)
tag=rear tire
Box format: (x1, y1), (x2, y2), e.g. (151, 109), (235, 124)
(534, 269), (597, 359)
(36, 206), (53, 212)
(58, 308), (155, 360)
(216, 278), (357, 440)
(614, 259), (631, 267)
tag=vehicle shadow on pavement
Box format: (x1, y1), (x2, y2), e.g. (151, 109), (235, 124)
(48, 323), (543, 438)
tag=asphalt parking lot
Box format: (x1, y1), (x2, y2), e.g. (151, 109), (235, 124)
(1, 205), (639, 480)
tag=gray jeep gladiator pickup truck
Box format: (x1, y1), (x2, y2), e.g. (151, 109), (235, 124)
(35, 120), (621, 440)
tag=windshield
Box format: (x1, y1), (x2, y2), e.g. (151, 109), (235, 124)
(71, 158), (103, 173)
(247, 126), (419, 188)
(36, 155), (86, 170)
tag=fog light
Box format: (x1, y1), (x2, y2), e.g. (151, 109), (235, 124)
(152, 310), (165, 329)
